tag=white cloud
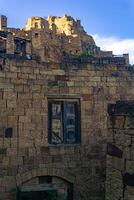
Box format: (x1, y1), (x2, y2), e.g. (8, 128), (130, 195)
(92, 34), (134, 64)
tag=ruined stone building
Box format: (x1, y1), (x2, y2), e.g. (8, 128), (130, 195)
(0, 14), (133, 200)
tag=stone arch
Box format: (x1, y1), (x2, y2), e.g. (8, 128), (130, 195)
(16, 167), (76, 187)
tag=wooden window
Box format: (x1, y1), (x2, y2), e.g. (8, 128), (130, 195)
(48, 99), (80, 144)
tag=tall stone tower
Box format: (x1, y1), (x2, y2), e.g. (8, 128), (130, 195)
(0, 15), (7, 30)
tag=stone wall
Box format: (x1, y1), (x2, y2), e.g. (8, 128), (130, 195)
(2, 15), (113, 62)
(106, 102), (134, 200)
(0, 58), (134, 199)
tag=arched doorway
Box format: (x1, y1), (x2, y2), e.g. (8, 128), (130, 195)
(17, 176), (73, 200)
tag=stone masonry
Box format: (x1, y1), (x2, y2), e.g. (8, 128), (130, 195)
(106, 102), (134, 200)
(0, 14), (133, 200)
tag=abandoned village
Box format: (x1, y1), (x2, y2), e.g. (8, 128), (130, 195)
(0, 14), (134, 200)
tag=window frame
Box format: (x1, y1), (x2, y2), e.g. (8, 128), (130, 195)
(48, 98), (81, 145)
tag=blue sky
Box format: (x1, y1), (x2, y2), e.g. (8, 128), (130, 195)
(0, 0), (134, 63)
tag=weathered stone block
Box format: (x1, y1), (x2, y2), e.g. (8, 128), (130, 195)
(107, 143), (123, 158)
(125, 116), (134, 129)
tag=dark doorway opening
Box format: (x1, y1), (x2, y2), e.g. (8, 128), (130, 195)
(17, 176), (73, 200)
(17, 190), (57, 200)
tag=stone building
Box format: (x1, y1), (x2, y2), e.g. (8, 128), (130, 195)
(106, 102), (134, 200)
(0, 15), (133, 200)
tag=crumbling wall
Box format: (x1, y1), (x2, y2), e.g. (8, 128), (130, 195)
(23, 15), (112, 61)
(106, 101), (134, 200)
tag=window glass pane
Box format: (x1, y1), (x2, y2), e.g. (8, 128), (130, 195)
(65, 102), (76, 143)
(67, 118), (75, 126)
(51, 103), (63, 144)
(66, 128), (76, 143)
(52, 119), (63, 143)
(52, 103), (61, 118)
(66, 103), (75, 115)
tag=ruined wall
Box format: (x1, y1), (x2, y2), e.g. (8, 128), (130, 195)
(0, 15), (7, 30)
(106, 102), (134, 200)
(29, 29), (62, 62)
(45, 15), (97, 56)
(0, 57), (134, 200)
(22, 15), (112, 61)
(0, 14), (115, 63)
(25, 17), (49, 31)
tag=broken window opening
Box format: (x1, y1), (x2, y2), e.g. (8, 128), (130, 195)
(0, 38), (6, 53)
(14, 39), (26, 56)
(35, 22), (38, 29)
(48, 99), (80, 144)
(35, 33), (39, 38)
(0, 64), (3, 70)
(5, 127), (13, 138)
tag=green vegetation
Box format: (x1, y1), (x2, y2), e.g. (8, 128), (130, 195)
(80, 51), (91, 58)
